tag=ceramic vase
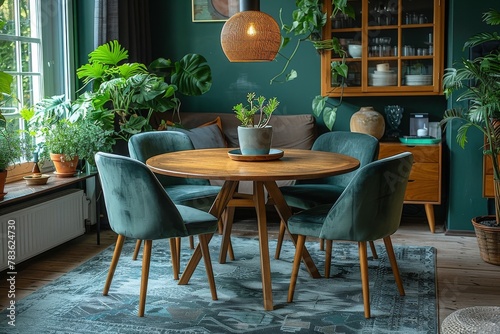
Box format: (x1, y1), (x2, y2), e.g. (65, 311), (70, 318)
(237, 126), (273, 155)
(350, 106), (386, 140)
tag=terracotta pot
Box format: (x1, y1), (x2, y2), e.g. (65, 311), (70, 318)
(350, 106), (385, 140)
(471, 215), (500, 266)
(237, 126), (273, 155)
(50, 153), (79, 177)
(0, 170), (7, 200)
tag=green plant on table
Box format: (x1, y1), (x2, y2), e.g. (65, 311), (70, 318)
(233, 93), (280, 128)
(440, 8), (500, 225)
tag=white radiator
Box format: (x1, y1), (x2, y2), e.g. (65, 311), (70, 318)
(0, 189), (87, 271)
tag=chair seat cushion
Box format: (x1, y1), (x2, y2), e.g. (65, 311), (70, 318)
(287, 204), (332, 237)
(176, 205), (219, 236)
(280, 184), (344, 210)
(166, 184), (221, 211)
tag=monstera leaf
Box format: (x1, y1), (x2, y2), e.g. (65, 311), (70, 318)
(171, 54), (212, 96)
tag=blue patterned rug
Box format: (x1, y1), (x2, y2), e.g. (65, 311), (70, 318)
(1, 235), (437, 333)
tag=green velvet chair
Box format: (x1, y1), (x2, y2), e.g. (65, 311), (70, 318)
(95, 152), (219, 317)
(276, 131), (380, 261)
(287, 152), (413, 319)
(128, 131), (224, 275)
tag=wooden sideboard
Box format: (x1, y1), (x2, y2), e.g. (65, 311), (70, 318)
(483, 154), (496, 198)
(378, 142), (442, 232)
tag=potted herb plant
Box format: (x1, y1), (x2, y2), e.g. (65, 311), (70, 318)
(0, 124), (23, 198)
(440, 8), (500, 265)
(233, 92), (280, 155)
(25, 96), (115, 176)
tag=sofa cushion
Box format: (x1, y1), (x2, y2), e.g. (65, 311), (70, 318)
(168, 124), (226, 149)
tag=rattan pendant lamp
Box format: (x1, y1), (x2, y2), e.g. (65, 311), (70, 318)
(220, 0), (281, 62)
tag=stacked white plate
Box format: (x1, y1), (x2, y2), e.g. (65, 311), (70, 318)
(405, 74), (432, 86)
(369, 70), (397, 86)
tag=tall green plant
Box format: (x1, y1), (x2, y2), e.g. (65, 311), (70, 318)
(440, 8), (500, 225)
(76, 40), (212, 140)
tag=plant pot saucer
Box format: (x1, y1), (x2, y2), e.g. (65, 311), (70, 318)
(24, 174), (50, 185)
(228, 148), (284, 161)
(54, 171), (77, 178)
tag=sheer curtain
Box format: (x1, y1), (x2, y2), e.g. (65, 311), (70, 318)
(94, 0), (151, 63)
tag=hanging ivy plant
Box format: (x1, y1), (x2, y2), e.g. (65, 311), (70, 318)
(272, 0), (354, 130)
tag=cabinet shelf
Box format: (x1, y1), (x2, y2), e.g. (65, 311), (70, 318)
(321, 0), (444, 97)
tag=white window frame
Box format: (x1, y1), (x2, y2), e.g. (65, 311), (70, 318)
(0, 0), (75, 178)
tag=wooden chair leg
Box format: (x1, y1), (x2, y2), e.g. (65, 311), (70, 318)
(325, 240), (333, 278)
(189, 235), (194, 249)
(219, 208), (236, 264)
(288, 234), (307, 303)
(320, 238), (325, 251)
(132, 239), (142, 260)
(358, 241), (371, 318)
(383, 236), (405, 296)
(138, 239), (152, 317)
(103, 234), (125, 296)
(223, 207), (235, 261)
(274, 219), (287, 259)
(169, 238), (180, 280)
(199, 233), (218, 300)
(369, 241), (378, 259)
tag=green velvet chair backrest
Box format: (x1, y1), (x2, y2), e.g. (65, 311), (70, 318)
(320, 152), (413, 241)
(297, 131), (379, 188)
(95, 152), (189, 240)
(128, 131), (209, 186)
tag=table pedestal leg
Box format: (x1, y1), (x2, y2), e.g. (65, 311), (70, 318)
(254, 181), (274, 310)
(178, 181), (237, 285)
(264, 181), (320, 279)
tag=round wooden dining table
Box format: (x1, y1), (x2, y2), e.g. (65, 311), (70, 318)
(147, 148), (360, 311)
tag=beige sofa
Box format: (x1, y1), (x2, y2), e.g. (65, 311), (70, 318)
(151, 112), (318, 150)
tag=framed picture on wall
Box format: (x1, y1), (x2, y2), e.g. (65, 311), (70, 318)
(192, 0), (239, 22)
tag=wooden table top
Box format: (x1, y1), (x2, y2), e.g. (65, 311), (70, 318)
(146, 148), (360, 181)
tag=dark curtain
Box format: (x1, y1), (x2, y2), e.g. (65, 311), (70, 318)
(94, 0), (152, 64)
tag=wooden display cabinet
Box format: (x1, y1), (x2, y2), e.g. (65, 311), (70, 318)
(378, 142), (442, 232)
(321, 0), (445, 97)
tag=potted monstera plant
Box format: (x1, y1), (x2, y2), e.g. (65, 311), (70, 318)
(440, 8), (500, 265)
(76, 40), (212, 144)
(233, 92), (280, 155)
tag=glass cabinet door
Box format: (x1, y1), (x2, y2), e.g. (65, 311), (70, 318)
(321, 0), (444, 97)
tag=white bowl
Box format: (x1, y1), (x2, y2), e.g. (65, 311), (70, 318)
(348, 44), (362, 58)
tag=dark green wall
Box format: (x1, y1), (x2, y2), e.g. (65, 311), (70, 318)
(444, 0), (499, 232)
(148, 1), (446, 133)
(76, 0), (499, 232)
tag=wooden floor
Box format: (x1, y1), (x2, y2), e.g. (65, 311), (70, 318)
(1, 211), (499, 330)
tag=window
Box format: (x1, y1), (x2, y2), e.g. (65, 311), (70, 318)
(0, 0), (74, 167)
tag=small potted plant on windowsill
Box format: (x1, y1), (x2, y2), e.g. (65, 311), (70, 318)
(0, 124), (24, 198)
(25, 96), (115, 176)
(233, 92), (280, 155)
